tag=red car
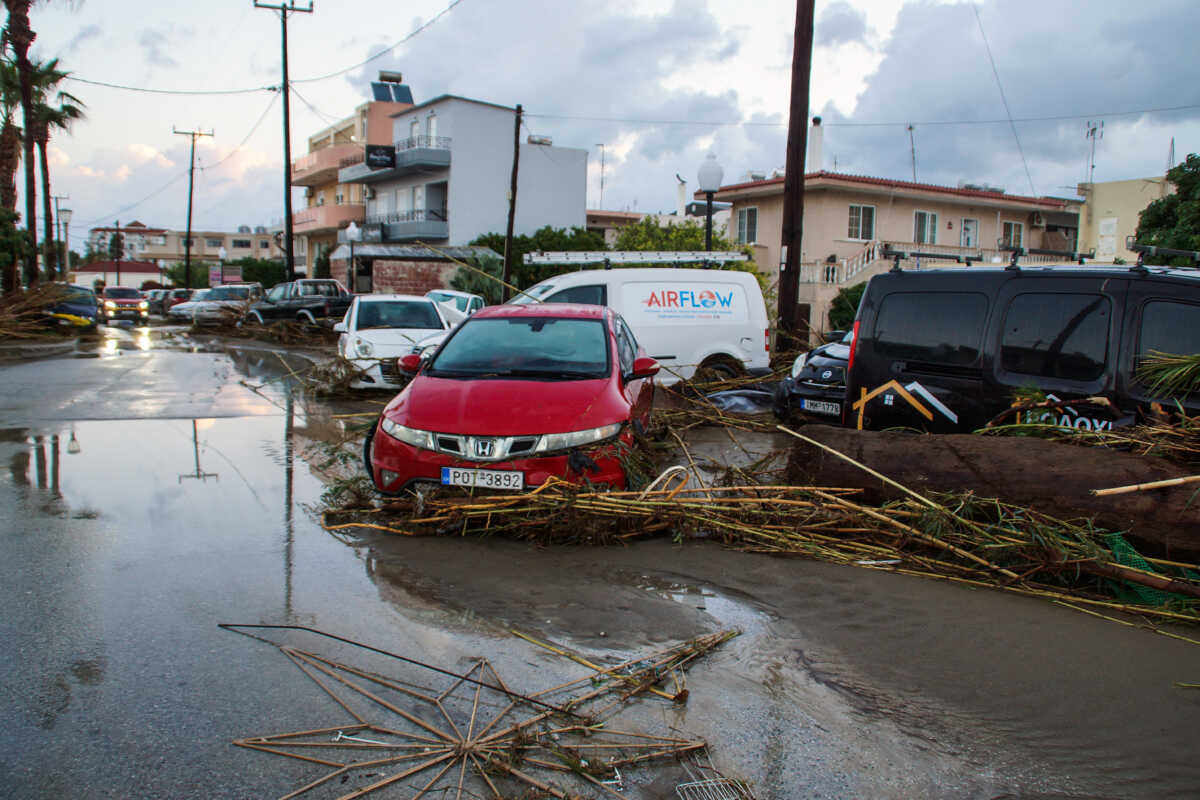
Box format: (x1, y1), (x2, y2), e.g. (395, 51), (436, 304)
(365, 303), (658, 494)
(99, 286), (149, 325)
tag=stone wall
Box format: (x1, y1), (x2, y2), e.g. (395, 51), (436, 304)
(332, 258), (458, 295)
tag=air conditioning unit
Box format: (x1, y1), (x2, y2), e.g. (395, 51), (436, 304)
(1031, 211), (1046, 227)
(365, 186), (376, 200)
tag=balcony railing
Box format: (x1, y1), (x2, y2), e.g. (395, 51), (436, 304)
(339, 151), (365, 168)
(292, 203), (365, 234)
(291, 143), (363, 186)
(395, 135), (451, 151)
(366, 208), (448, 225)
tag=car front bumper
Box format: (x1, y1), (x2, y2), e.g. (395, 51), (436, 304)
(774, 376), (846, 419)
(368, 425), (631, 493)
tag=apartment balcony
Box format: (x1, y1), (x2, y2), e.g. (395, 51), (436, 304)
(292, 203), (365, 236)
(338, 136), (452, 185)
(364, 208), (449, 242)
(292, 143), (363, 187)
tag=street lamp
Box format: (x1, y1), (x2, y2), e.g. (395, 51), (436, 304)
(697, 152), (724, 252)
(59, 207), (72, 279)
(218, 246), (228, 285)
(345, 221), (361, 292)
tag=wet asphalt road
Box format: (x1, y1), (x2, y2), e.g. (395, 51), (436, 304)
(2, 326), (1200, 799)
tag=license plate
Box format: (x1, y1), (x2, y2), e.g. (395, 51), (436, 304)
(441, 467), (525, 490)
(801, 399), (840, 416)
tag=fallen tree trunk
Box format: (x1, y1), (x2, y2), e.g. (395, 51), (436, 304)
(784, 425), (1200, 559)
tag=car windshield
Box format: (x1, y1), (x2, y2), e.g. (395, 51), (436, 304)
(428, 317), (609, 379)
(356, 300), (443, 330)
(507, 283), (556, 305)
(105, 287), (141, 299)
(64, 287), (94, 301)
(427, 291), (470, 311)
(200, 286), (249, 301)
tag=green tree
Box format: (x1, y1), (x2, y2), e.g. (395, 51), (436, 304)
(0, 60), (19, 213)
(107, 228), (123, 261)
(4, 0), (39, 289)
(449, 252), (504, 304)
(470, 225), (605, 291)
(827, 282), (866, 332)
(29, 57), (84, 280)
(612, 216), (735, 252)
(0, 205), (27, 282)
(232, 256), (286, 288)
(1134, 153), (1200, 266)
(313, 243), (331, 279)
(164, 261), (209, 289)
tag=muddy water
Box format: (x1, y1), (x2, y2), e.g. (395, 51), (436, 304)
(1, 342), (1198, 798)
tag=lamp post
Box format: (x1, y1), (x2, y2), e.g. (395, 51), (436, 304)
(345, 221), (360, 292)
(697, 152), (724, 253)
(58, 207), (72, 279)
(218, 246), (228, 285)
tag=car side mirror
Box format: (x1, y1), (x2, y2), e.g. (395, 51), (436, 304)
(628, 356), (659, 380)
(332, 321), (347, 333)
(398, 354), (422, 374)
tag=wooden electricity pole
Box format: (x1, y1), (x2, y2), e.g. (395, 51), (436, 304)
(255, 0), (313, 282)
(173, 127), (213, 289)
(501, 103), (523, 300)
(778, 0), (816, 349)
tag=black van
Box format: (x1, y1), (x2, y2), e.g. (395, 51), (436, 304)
(842, 264), (1200, 432)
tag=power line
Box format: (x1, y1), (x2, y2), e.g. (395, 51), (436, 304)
(291, 0), (466, 84)
(524, 102), (1200, 130)
(199, 93), (281, 172)
(289, 84), (341, 126)
(78, 172), (190, 226)
(972, 4), (1035, 196)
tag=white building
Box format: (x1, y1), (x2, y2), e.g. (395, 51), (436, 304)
(337, 95), (587, 247)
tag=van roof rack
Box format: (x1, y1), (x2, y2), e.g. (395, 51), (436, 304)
(880, 245), (984, 272)
(523, 251), (748, 269)
(999, 245), (1093, 269)
(1126, 242), (1200, 274)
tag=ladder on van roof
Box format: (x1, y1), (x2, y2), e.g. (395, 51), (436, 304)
(524, 251), (748, 269)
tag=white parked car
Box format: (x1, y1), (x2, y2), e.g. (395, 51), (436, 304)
(425, 289), (484, 317)
(334, 294), (452, 389)
(167, 283), (263, 325)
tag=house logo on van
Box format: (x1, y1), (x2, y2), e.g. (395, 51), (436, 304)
(853, 379), (959, 430)
(644, 288), (734, 311)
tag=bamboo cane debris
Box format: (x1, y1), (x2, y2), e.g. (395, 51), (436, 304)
(1092, 475), (1200, 496)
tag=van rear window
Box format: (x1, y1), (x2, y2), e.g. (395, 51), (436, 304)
(1001, 293), (1110, 382)
(873, 292), (987, 366)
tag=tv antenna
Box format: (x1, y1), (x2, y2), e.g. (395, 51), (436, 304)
(1085, 120), (1103, 184)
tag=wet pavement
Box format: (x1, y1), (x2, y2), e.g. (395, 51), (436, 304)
(1, 327), (1199, 799)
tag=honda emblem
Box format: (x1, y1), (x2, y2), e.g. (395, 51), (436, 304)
(474, 439), (494, 458)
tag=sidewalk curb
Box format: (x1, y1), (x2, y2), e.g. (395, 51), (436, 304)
(0, 338), (79, 362)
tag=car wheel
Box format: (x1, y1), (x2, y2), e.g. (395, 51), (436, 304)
(697, 356), (743, 381)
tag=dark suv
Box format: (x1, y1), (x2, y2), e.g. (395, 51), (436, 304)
(843, 263), (1200, 432)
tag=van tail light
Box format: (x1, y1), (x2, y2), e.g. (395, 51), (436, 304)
(846, 319), (861, 378)
(764, 327), (770, 353)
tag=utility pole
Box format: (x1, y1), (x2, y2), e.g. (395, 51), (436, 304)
(595, 143), (606, 208)
(255, 0), (313, 283)
(907, 124), (917, 183)
(173, 127), (213, 289)
(501, 103), (522, 300)
(778, 0), (816, 349)
(52, 194), (68, 279)
(114, 220), (121, 286)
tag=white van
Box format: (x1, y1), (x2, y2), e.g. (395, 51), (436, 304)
(510, 268), (771, 382)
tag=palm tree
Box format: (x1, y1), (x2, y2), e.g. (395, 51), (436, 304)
(3, 0), (38, 289)
(0, 60), (19, 213)
(30, 57), (83, 280)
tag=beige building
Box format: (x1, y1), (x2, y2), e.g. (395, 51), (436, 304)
(87, 221), (295, 272)
(709, 171), (1082, 338)
(291, 75), (413, 273)
(1076, 176), (1172, 263)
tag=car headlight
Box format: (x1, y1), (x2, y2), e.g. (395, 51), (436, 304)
(379, 418), (436, 450)
(104, 300), (116, 309)
(355, 337), (373, 358)
(791, 353), (809, 379)
(535, 423), (623, 453)
(138, 301), (149, 310)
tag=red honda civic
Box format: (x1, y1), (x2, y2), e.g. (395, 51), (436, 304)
(365, 303), (658, 494)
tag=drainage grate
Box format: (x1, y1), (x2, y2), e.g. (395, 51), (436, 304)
(676, 778), (755, 800)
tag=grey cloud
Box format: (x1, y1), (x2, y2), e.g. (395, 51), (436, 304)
(817, 2), (868, 47)
(66, 24), (101, 54)
(138, 26), (191, 70)
(813, 0), (1200, 196)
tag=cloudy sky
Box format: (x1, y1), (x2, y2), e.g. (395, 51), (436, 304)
(27, 0), (1200, 247)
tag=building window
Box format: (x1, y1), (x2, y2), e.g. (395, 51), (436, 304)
(260, 240), (270, 249)
(150, 235), (167, 246)
(1001, 293), (1110, 382)
(913, 211), (938, 245)
(409, 118), (419, 140)
(427, 112), (437, 139)
(1002, 221), (1024, 249)
(736, 207), (758, 244)
(335, 190), (344, 205)
(848, 204), (875, 240)
(232, 239), (252, 249)
(206, 237), (223, 248)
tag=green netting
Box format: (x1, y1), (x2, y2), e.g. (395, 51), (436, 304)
(1104, 532), (1200, 608)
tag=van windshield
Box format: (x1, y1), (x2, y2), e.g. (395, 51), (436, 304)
(508, 284), (556, 305)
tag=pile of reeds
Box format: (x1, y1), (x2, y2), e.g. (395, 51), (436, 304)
(0, 284), (78, 339)
(206, 316), (339, 347)
(322, 478), (1200, 636)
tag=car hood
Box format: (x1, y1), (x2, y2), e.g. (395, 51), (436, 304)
(104, 297), (142, 305)
(353, 328), (446, 352)
(385, 375), (626, 436)
(171, 300), (243, 313)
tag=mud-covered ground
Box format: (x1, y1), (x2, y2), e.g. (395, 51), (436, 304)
(1, 326), (1198, 799)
